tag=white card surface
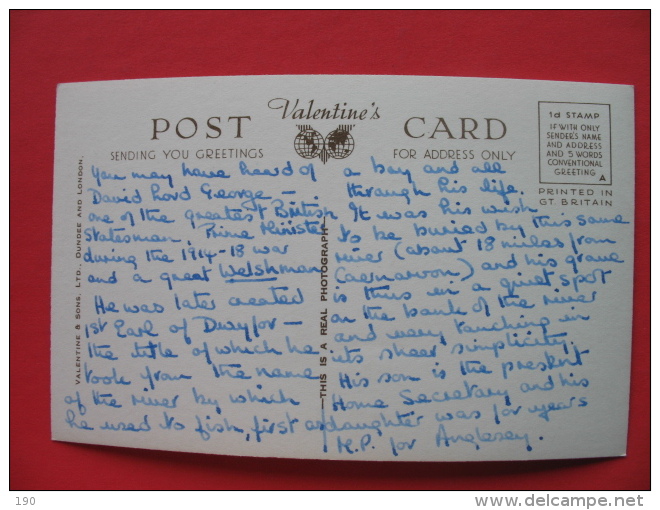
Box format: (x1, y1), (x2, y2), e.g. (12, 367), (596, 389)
(51, 76), (634, 461)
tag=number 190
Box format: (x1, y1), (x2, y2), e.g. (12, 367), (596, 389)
(16, 497), (35, 506)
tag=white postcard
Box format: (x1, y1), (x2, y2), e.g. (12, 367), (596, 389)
(52, 76), (634, 461)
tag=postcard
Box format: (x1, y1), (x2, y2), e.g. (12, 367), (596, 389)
(52, 76), (634, 460)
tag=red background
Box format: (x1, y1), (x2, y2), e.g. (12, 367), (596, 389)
(10, 10), (650, 490)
